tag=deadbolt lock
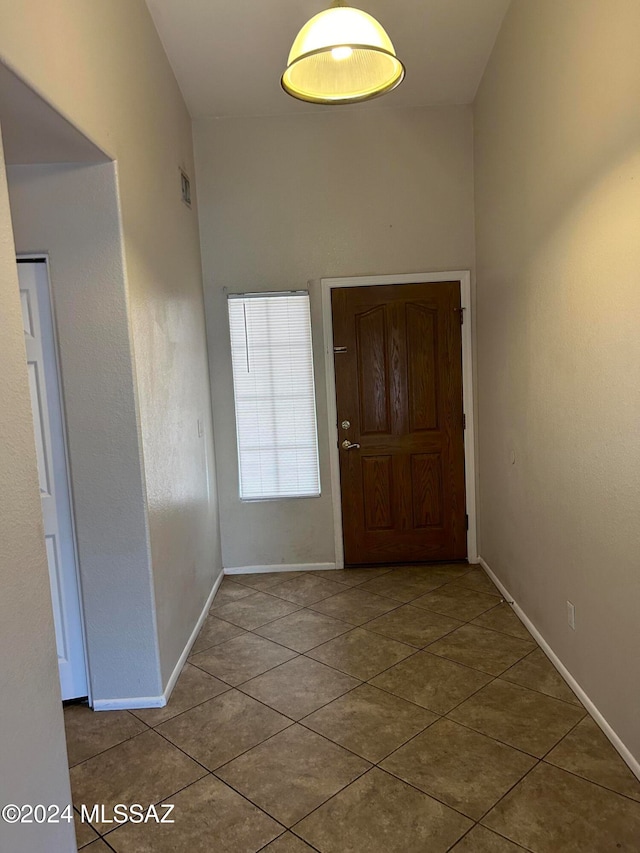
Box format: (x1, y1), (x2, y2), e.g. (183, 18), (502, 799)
(341, 420), (351, 430)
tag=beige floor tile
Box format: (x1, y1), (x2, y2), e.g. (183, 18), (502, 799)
(267, 574), (345, 605)
(303, 683), (436, 762)
(75, 808), (99, 848)
(470, 603), (532, 641)
(306, 627), (415, 679)
(261, 833), (317, 852)
(70, 730), (206, 832)
(216, 724), (370, 826)
(64, 705), (147, 767)
(381, 717), (536, 819)
(545, 716), (640, 801)
(107, 774), (281, 853)
(189, 633), (297, 685)
(212, 592), (300, 630)
(309, 587), (400, 625)
(500, 648), (582, 705)
(254, 609), (351, 652)
(311, 566), (393, 586)
(212, 581), (255, 607)
(83, 841), (112, 852)
(427, 624), (536, 676)
(449, 680), (585, 757)
(412, 585), (499, 621)
(189, 613), (245, 656)
(230, 571), (304, 591)
(483, 762), (640, 852)
(157, 689), (291, 770)
(370, 651), (491, 714)
(295, 767), (472, 853)
(131, 663), (229, 726)
(366, 604), (462, 647)
(448, 567), (502, 597)
(240, 656), (360, 720)
(357, 569), (452, 602)
(394, 563), (473, 581)
(450, 825), (527, 852)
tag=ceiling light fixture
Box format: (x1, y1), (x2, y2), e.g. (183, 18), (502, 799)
(281, 0), (405, 105)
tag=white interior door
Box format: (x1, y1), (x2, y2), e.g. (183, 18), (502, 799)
(18, 259), (88, 701)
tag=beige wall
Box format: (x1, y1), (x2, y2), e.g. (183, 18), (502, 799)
(474, 0), (640, 762)
(8, 163), (163, 703)
(194, 106), (475, 569)
(0, 134), (75, 853)
(0, 0), (221, 689)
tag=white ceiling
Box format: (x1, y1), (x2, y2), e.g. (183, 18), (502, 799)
(146, 0), (510, 118)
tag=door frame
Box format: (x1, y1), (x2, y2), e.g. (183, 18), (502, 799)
(321, 271), (477, 569)
(18, 252), (92, 704)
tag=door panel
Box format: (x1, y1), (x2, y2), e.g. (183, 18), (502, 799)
(332, 281), (466, 565)
(406, 303), (439, 431)
(356, 307), (389, 434)
(18, 260), (88, 700)
(411, 453), (443, 528)
(362, 455), (394, 530)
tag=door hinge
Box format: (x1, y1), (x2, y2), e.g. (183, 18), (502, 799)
(460, 308), (465, 325)
(463, 413), (466, 430)
(465, 514), (469, 530)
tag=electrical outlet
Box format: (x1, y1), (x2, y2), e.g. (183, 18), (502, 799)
(567, 600), (576, 630)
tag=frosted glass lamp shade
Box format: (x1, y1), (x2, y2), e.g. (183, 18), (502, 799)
(281, 5), (405, 104)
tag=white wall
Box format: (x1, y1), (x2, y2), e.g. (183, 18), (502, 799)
(0, 134), (75, 853)
(8, 162), (162, 703)
(194, 106), (475, 569)
(0, 0), (222, 689)
(474, 0), (640, 763)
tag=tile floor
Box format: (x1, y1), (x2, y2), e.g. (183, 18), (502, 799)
(66, 564), (640, 852)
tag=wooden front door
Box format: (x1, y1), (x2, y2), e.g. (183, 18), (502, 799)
(332, 281), (466, 565)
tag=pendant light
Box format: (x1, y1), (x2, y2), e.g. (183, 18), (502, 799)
(281, 0), (405, 105)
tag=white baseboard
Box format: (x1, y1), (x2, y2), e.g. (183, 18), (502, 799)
(478, 556), (640, 781)
(224, 562), (336, 575)
(93, 570), (224, 712)
(93, 694), (166, 711)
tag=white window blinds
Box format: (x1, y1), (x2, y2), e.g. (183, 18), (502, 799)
(228, 292), (321, 500)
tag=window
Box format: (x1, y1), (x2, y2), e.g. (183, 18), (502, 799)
(228, 291), (321, 500)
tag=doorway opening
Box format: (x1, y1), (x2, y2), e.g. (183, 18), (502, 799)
(321, 272), (477, 569)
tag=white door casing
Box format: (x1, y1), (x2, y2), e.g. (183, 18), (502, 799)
(18, 259), (88, 701)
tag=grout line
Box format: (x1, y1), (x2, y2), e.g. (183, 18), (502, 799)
(137, 682), (234, 728)
(234, 670), (366, 721)
(66, 720), (154, 772)
(254, 829), (324, 853)
(141, 730), (293, 834)
(188, 640), (301, 685)
(212, 726), (372, 831)
(70, 564), (637, 848)
(95, 836), (119, 852)
(536, 718), (640, 804)
(67, 574), (555, 773)
(443, 821), (534, 853)
(208, 603), (306, 632)
(96, 761), (211, 838)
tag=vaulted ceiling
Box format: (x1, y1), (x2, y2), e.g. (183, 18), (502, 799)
(146, 0), (510, 118)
